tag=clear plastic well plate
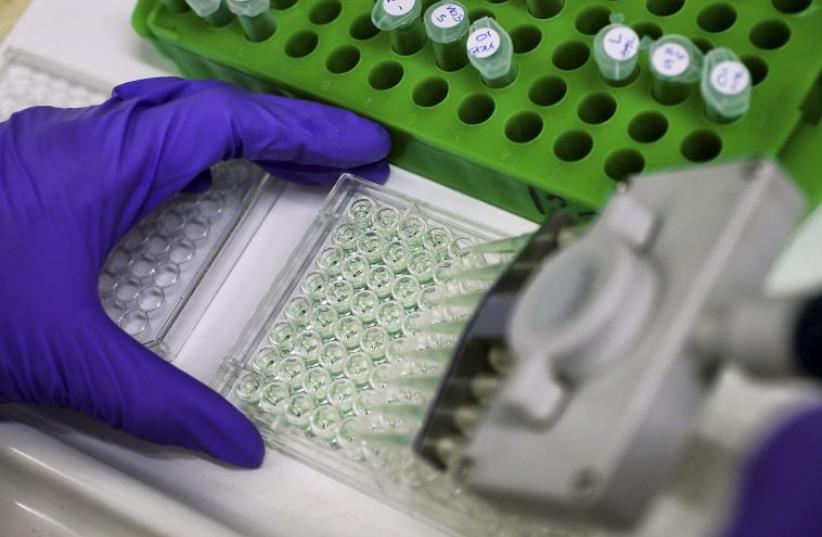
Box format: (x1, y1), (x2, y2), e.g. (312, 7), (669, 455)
(99, 160), (278, 359)
(214, 175), (580, 537)
(1, 49), (281, 360)
(0, 48), (110, 120)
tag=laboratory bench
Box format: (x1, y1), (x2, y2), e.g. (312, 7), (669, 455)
(1, 1), (821, 537)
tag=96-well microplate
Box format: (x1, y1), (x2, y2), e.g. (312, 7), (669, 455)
(217, 175), (582, 537)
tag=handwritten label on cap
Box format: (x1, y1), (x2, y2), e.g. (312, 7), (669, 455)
(651, 42), (690, 77)
(603, 26), (639, 61)
(431, 3), (465, 29)
(383, 0), (415, 17)
(710, 60), (750, 96)
(467, 28), (501, 59)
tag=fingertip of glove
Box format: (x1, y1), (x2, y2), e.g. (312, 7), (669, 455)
(365, 122), (392, 161)
(320, 104), (392, 163)
(189, 388), (266, 469)
(219, 413), (266, 469)
(351, 160), (391, 185)
(188, 396), (266, 468)
(111, 77), (185, 101)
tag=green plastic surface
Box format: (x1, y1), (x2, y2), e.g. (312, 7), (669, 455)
(133, 0), (822, 222)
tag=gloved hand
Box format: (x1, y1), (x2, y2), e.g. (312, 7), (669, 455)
(721, 404), (822, 537)
(0, 77), (391, 468)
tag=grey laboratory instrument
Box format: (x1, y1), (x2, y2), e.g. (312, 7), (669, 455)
(415, 160), (819, 529)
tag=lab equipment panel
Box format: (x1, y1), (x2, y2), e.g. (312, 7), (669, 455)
(214, 175), (584, 536)
(132, 0), (822, 222)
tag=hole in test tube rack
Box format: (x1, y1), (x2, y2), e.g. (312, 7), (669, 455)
(350, 14), (379, 40)
(413, 78), (450, 108)
(505, 111), (544, 144)
(741, 56), (768, 86)
(604, 149), (645, 182)
(577, 93), (617, 125)
(554, 130), (593, 162)
(575, 6), (611, 36)
(309, 0), (342, 25)
(750, 20), (791, 50)
(458, 93), (495, 125)
(628, 111), (669, 143)
(285, 30), (320, 58)
(529, 76), (566, 107)
(697, 4), (737, 33)
(510, 25), (542, 54)
(772, 0), (811, 14)
(369, 61), (405, 90)
(646, 0), (685, 17)
(681, 130), (723, 162)
(552, 41), (590, 71)
(633, 21), (663, 40)
(326, 45), (361, 74)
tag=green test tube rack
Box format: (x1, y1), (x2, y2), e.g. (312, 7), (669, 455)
(134, 0), (822, 222)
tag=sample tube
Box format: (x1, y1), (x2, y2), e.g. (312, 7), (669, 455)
(701, 48), (752, 123)
(593, 21), (640, 86)
(466, 18), (516, 88)
(648, 35), (702, 105)
(161, 0), (190, 12)
(187, 0), (234, 27)
(594, 19), (639, 86)
(423, 1), (470, 71)
(372, 0), (426, 56)
(227, 0), (276, 42)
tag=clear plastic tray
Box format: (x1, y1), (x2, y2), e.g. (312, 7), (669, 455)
(1, 49), (283, 360)
(214, 175), (583, 537)
(99, 160), (280, 359)
(0, 48), (110, 120)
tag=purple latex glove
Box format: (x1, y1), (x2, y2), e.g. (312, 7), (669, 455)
(0, 77), (391, 468)
(721, 404), (822, 537)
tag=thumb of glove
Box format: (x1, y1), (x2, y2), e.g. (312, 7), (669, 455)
(1, 309), (264, 468)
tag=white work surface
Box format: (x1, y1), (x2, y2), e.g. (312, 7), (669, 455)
(1, 2), (821, 537)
